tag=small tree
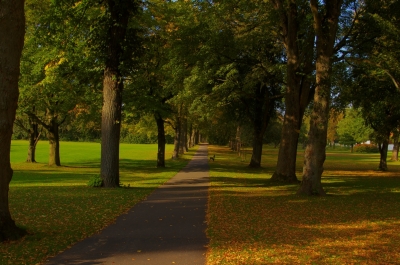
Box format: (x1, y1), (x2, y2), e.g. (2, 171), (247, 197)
(336, 108), (373, 152)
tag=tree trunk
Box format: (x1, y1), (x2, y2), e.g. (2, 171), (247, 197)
(188, 123), (193, 148)
(172, 116), (181, 159)
(101, 67), (122, 187)
(48, 117), (61, 166)
(155, 112), (165, 168)
(249, 134), (263, 167)
(271, 1), (315, 183)
(26, 117), (39, 163)
(0, 0), (27, 242)
(379, 136), (389, 171)
(391, 131), (399, 161)
(179, 116), (186, 154)
(192, 128), (196, 147)
(101, 0), (132, 188)
(298, 0), (343, 196)
(249, 86), (274, 168)
(184, 119), (189, 152)
(234, 125), (241, 153)
(189, 125), (196, 148)
(194, 129), (199, 145)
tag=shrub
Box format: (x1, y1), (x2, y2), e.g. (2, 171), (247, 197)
(353, 144), (379, 153)
(87, 175), (103, 187)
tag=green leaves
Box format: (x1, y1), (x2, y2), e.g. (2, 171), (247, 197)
(337, 108), (373, 145)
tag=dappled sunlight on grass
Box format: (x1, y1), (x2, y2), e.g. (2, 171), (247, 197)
(207, 145), (400, 264)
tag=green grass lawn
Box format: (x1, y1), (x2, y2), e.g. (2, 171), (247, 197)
(207, 145), (400, 264)
(2, 140), (197, 265)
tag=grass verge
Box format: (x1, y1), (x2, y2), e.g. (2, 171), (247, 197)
(2, 140), (197, 265)
(207, 145), (400, 264)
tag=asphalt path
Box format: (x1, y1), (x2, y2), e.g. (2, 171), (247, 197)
(46, 144), (210, 265)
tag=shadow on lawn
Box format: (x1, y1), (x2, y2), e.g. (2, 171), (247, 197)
(10, 157), (192, 187)
(66, 158), (191, 171)
(210, 174), (400, 197)
(208, 175), (400, 263)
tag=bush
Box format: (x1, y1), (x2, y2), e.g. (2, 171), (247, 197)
(353, 144), (379, 153)
(87, 175), (103, 187)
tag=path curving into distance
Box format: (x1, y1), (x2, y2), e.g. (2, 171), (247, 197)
(46, 144), (210, 265)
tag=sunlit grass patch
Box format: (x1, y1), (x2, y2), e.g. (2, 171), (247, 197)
(207, 145), (400, 264)
(2, 141), (197, 265)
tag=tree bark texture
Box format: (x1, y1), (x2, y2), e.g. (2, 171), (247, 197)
(101, 68), (123, 187)
(101, 0), (133, 188)
(172, 116), (181, 159)
(0, 0), (26, 241)
(299, 0), (343, 196)
(26, 117), (39, 163)
(271, 0), (315, 183)
(155, 112), (165, 168)
(47, 116), (61, 166)
(391, 131), (399, 161)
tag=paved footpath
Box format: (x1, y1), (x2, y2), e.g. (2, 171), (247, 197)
(46, 144), (210, 265)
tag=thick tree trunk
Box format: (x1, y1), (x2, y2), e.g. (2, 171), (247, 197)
(101, 67), (122, 187)
(298, 0), (342, 196)
(47, 118), (61, 166)
(155, 112), (165, 168)
(0, 0), (27, 242)
(379, 137), (389, 171)
(100, 0), (132, 188)
(271, 1), (314, 183)
(26, 117), (39, 163)
(391, 131), (399, 161)
(172, 117), (181, 159)
(248, 86), (274, 168)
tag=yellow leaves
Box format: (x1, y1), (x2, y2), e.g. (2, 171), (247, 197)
(207, 145), (400, 264)
(44, 53), (67, 71)
(73, 1), (83, 8)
